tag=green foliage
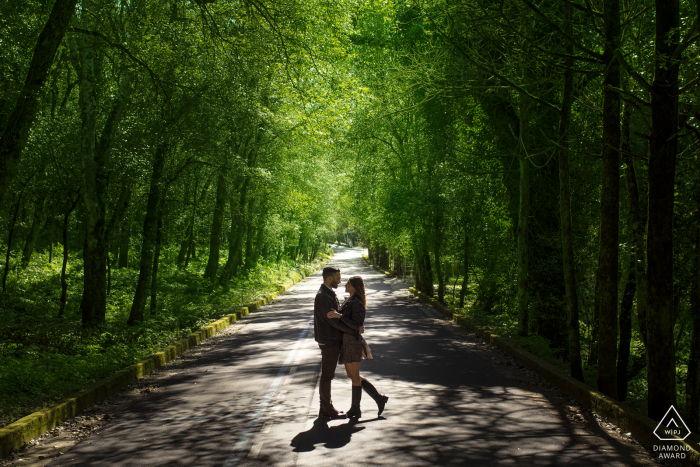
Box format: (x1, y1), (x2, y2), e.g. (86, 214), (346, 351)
(0, 248), (330, 428)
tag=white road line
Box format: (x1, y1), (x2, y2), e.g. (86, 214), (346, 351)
(248, 443), (262, 459)
(223, 316), (314, 467)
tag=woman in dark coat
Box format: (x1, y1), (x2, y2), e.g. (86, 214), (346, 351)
(327, 276), (388, 418)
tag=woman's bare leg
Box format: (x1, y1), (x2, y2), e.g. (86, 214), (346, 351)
(345, 362), (362, 386)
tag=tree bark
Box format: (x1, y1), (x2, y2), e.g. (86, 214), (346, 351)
(0, 0), (79, 209)
(244, 217), (255, 270)
(75, 10), (132, 326)
(621, 99), (648, 348)
(460, 230), (469, 308)
(74, 5), (101, 326)
(617, 254), (636, 401)
(558, 44), (584, 381)
(150, 206), (164, 315)
(221, 178), (249, 282)
(127, 142), (167, 326)
(21, 196), (46, 268)
(646, 0), (679, 421)
(596, 0), (621, 399)
(59, 195), (80, 318)
(687, 226), (700, 432)
(517, 90), (531, 337)
(2, 195), (23, 292)
(203, 172), (227, 280)
(177, 182), (192, 265)
(118, 222), (130, 268)
(433, 211), (445, 302)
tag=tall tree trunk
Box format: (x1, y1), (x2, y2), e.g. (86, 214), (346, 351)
(105, 182), (131, 251)
(59, 195), (80, 318)
(177, 181), (193, 265)
(2, 195), (23, 292)
(221, 179), (249, 282)
(517, 90), (531, 337)
(646, 0), (680, 421)
(21, 196), (46, 268)
(75, 4), (102, 327)
(75, 14), (132, 326)
(414, 239), (434, 296)
(244, 219), (254, 270)
(128, 142), (167, 326)
(433, 212), (445, 302)
(459, 231), (469, 308)
(203, 172), (227, 281)
(558, 45), (584, 382)
(48, 219), (54, 264)
(617, 254), (636, 401)
(0, 0), (79, 209)
(596, 0), (621, 399)
(150, 207), (164, 315)
(118, 222), (130, 268)
(178, 223), (192, 264)
(621, 100), (648, 349)
(687, 226), (700, 432)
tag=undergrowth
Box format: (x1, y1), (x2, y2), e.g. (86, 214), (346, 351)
(0, 245), (330, 428)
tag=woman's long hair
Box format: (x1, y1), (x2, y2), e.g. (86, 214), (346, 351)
(349, 276), (366, 306)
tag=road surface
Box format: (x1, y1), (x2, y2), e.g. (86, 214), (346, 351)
(45, 246), (658, 466)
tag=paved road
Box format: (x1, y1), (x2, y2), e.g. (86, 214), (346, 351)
(47, 246), (657, 466)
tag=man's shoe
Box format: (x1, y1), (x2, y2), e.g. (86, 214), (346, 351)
(319, 409), (348, 420)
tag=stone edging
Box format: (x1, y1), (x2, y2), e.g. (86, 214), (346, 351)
(0, 258), (330, 459)
(363, 255), (394, 277)
(405, 285), (700, 466)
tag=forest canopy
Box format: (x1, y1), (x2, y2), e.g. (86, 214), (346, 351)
(1, 0), (699, 432)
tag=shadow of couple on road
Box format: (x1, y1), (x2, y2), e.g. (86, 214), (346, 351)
(290, 417), (384, 452)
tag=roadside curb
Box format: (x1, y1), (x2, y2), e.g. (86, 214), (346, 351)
(406, 285), (700, 466)
(0, 257), (330, 458)
(363, 256), (394, 277)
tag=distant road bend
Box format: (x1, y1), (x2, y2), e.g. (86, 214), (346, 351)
(48, 246), (659, 467)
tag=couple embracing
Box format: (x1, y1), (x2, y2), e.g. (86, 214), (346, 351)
(313, 266), (388, 420)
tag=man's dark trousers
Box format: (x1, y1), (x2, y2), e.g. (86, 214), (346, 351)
(318, 341), (341, 414)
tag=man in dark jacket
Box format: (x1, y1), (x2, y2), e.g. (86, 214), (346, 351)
(314, 266), (359, 419)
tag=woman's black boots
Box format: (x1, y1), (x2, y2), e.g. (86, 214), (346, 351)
(361, 378), (388, 416)
(346, 385), (362, 418)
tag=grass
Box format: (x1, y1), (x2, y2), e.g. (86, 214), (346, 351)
(0, 245), (330, 428)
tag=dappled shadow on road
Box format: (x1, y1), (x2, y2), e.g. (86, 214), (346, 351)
(290, 418), (369, 452)
(283, 246), (652, 466)
(48, 246), (654, 466)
